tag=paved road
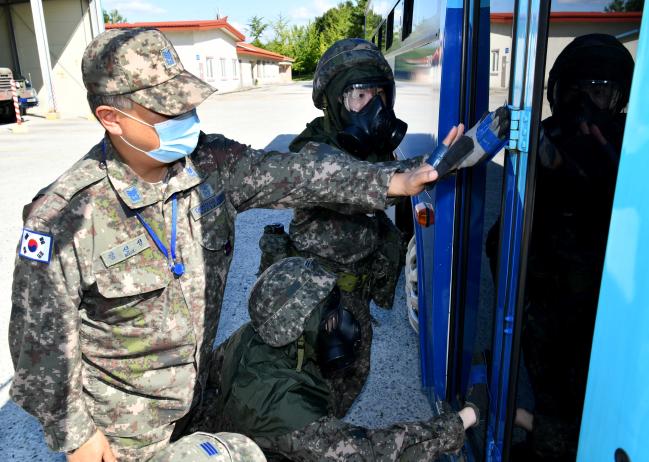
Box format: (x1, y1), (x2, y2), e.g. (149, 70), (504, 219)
(0, 82), (432, 460)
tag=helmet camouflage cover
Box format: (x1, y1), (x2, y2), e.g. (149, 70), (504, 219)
(249, 257), (337, 347)
(312, 38), (394, 110)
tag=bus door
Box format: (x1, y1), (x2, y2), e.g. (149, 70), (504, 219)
(408, 0), (491, 408)
(486, 0), (549, 460)
(578, 11), (649, 462)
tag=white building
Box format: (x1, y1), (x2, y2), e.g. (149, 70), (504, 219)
(236, 42), (294, 87)
(0, 4), (293, 119)
(490, 11), (641, 89)
(107, 19), (294, 94)
(0, 0), (105, 118)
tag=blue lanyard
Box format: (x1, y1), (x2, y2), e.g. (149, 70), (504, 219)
(101, 140), (184, 277)
(136, 194), (185, 277)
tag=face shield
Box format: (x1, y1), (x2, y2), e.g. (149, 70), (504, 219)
(342, 84), (388, 113)
(337, 81), (406, 159)
(557, 79), (623, 113)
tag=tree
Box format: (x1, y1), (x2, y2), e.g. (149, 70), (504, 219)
(103, 9), (127, 24)
(247, 15), (268, 47)
(605, 0), (644, 11)
(254, 0), (368, 76)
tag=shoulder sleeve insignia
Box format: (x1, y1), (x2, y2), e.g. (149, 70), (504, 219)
(19, 228), (53, 264)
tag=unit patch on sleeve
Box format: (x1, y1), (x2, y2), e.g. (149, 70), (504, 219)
(19, 228), (53, 264)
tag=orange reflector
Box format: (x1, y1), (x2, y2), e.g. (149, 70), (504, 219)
(415, 202), (435, 227)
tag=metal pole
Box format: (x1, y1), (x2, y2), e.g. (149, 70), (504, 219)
(10, 79), (22, 125)
(29, 0), (58, 115)
(90, 0), (105, 36)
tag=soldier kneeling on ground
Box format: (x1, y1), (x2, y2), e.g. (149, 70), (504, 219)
(190, 257), (478, 461)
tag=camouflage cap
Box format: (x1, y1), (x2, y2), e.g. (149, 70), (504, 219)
(149, 432), (267, 462)
(82, 28), (216, 116)
(313, 38), (393, 110)
(249, 257), (337, 347)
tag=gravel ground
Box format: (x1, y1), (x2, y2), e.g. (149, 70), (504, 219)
(0, 82), (431, 460)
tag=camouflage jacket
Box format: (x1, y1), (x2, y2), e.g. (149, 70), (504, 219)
(289, 145), (421, 265)
(9, 133), (396, 453)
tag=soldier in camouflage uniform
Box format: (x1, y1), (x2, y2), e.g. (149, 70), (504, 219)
(258, 39), (420, 417)
(198, 257), (478, 461)
(8, 29), (448, 462)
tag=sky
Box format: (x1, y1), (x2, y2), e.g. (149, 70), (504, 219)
(102, 0), (614, 42)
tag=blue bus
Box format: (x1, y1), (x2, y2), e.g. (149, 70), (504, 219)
(366, 0), (648, 460)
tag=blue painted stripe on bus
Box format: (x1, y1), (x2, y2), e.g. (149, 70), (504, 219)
(426, 2), (464, 399)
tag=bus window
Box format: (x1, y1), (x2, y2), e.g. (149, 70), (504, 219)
(392, 1), (404, 49)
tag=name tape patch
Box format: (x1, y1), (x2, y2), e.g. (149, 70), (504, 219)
(19, 228), (53, 264)
(191, 191), (225, 221)
(101, 234), (150, 267)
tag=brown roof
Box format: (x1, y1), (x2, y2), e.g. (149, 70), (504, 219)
(105, 18), (245, 41)
(236, 42), (294, 62)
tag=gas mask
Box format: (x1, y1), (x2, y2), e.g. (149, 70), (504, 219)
(316, 287), (361, 377)
(337, 84), (407, 159)
(553, 79), (622, 136)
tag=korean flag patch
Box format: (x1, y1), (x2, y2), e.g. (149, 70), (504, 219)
(19, 228), (53, 264)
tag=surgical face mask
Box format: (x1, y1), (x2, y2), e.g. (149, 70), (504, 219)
(337, 93), (407, 160)
(116, 108), (201, 163)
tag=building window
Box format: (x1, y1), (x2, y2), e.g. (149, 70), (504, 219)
(206, 57), (214, 80)
(220, 58), (227, 78)
(232, 59), (238, 79)
(491, 49), (500, 74)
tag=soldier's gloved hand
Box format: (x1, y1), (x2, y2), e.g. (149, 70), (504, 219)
(426, 105), (511, 180)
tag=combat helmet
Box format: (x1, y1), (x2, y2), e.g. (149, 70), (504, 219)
(249, 257), (337, 347)
(312, 38), (395, 110)
(547, 33), (634, 114)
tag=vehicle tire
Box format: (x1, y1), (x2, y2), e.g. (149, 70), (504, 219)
(404, 235), (419, 334)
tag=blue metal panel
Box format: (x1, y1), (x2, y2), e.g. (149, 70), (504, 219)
(455, 1), (491, 400)
(578, 11), (649, 462)
(486, 0), (547, 459)
(420, 0), (464, 401)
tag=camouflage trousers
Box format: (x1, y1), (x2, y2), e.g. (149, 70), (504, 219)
(255, 413), (465, 461)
